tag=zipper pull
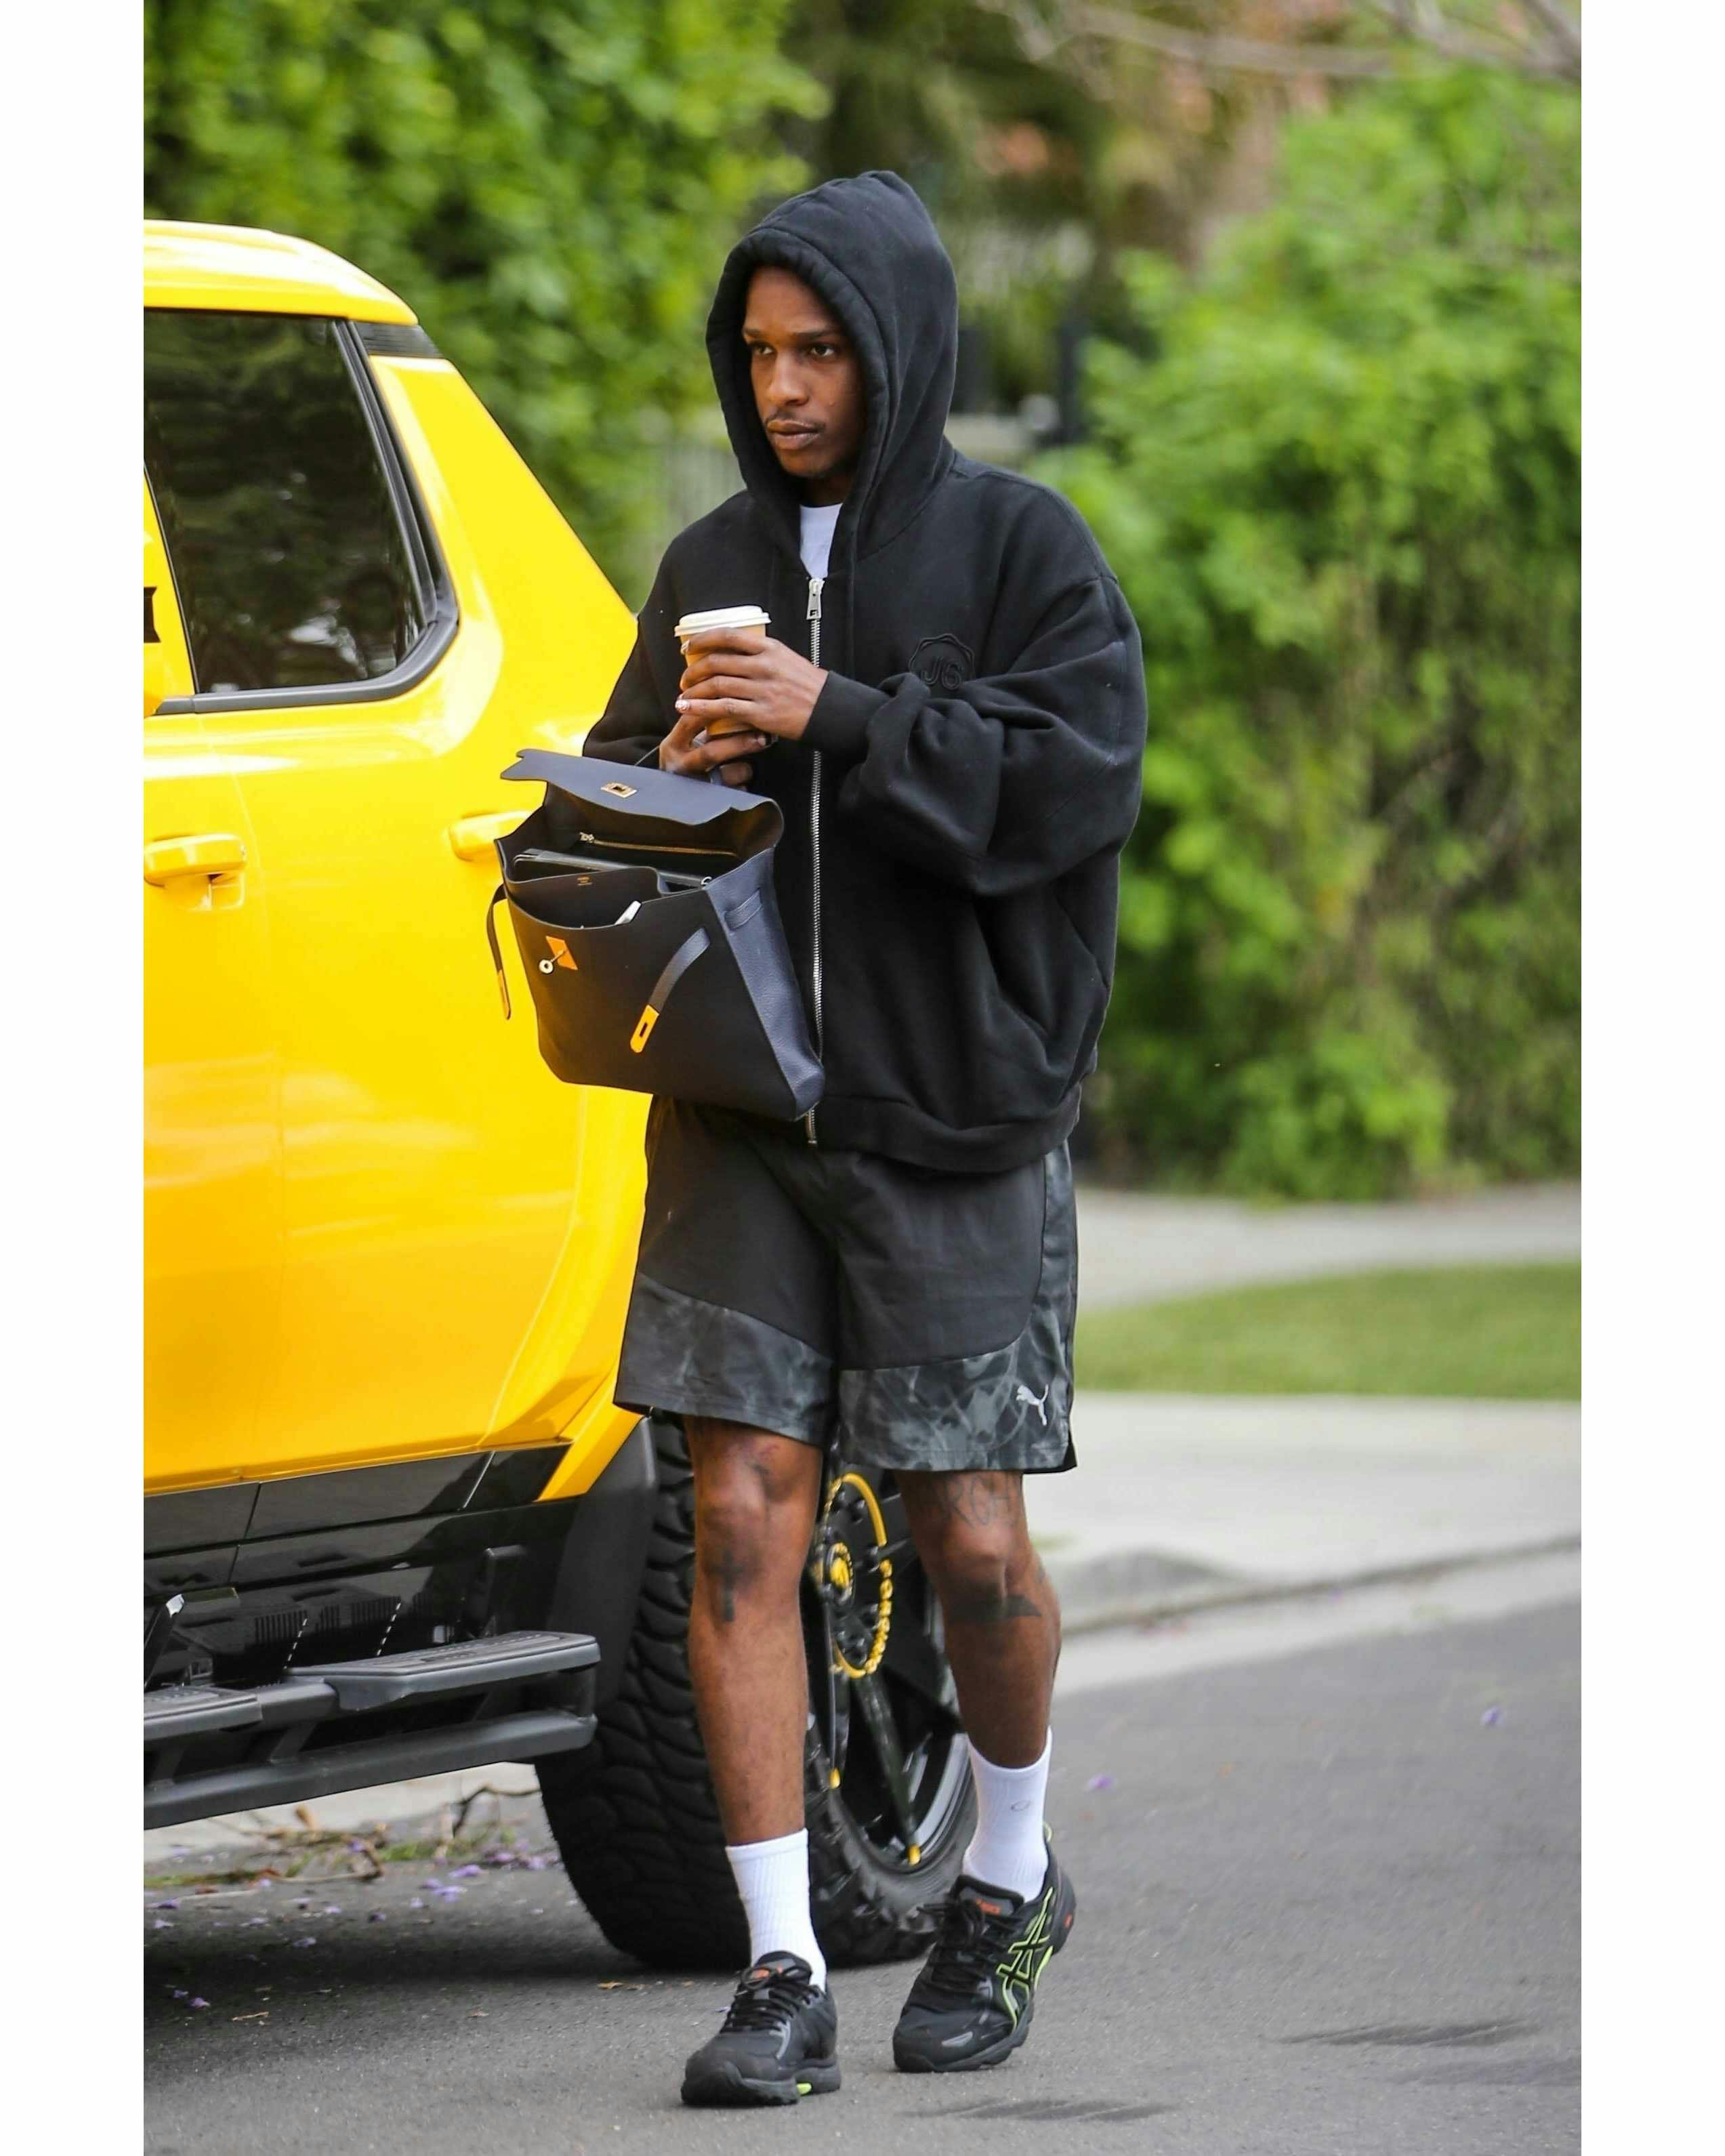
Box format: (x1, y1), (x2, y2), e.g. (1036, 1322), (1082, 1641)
(807, 576), (824, 621)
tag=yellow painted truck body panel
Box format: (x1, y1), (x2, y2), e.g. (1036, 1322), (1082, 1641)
(144, 224), (647, 1506)
(144, 220), (417, 323)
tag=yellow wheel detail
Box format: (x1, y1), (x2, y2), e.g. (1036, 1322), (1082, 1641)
(821, 1470), (894, 1680)
(829, 1470), (888, 1545)
(907, 1843), (921, 1867)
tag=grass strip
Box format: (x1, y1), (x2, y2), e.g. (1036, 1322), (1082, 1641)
(1075, 1263), (1580, 1399)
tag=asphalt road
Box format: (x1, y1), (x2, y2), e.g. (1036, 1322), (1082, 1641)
(145, 1596), (1579, 2155)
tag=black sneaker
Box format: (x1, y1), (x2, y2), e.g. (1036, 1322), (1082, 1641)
(680, 1952), (840, 2107)
(892, 1832), (1077, 2073)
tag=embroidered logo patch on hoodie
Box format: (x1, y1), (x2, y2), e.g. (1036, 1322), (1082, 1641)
(911, 634), (974, 692)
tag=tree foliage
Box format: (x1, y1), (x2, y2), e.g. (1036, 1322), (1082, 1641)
(1046, 66), (1579, 1196)
(144, 0), (822, 589)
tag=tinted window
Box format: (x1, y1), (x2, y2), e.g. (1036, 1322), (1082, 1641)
(144, 312), (426, 694)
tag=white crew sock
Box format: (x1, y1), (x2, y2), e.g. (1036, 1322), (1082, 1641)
(962, 1731), (1053, 1901)
(724, 1828), (827, 1990)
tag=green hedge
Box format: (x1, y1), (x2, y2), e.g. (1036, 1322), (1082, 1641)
(145, 0), (821, 592)
(1045, 68), (1579, 1197)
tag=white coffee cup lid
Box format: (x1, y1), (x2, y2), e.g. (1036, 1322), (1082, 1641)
(674, 604), (770, 640)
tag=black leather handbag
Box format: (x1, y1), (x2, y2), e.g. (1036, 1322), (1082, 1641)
(486, 749), (823, 1121)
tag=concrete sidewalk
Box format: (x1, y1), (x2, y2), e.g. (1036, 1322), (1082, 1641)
(146, 1384), (1578, 1865)
(1034, 1389), (1579, 1631)
(1075, 1179), (1580, 1308)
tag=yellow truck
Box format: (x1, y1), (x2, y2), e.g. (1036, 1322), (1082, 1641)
(143, 222), (974, 1968)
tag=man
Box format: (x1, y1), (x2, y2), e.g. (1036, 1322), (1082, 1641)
(583, 170), (1146, 2107)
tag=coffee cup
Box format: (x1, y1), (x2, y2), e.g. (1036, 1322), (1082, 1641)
(674, 604), (771, 738)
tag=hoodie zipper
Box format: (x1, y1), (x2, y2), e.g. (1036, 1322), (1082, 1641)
(804, 573), (825, 1144)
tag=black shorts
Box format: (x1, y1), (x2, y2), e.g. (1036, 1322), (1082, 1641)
(615, 1101), (1077, 1476)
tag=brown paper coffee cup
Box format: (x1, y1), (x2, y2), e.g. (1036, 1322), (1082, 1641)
(674, 604), (771, 737)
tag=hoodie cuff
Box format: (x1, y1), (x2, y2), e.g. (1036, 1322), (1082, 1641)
(803, 671), (886, 762)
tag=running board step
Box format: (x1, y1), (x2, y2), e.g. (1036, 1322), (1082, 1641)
(143, 1630), (602, 1830)
(296, 1630), (599, 1711)
(144, 1682), (262, 1742)
(144, 1630), (600, 1741)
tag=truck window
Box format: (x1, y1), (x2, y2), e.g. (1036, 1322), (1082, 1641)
(144, 312), (426, 695)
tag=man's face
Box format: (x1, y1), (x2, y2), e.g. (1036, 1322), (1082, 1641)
(743, 266), (865, 506)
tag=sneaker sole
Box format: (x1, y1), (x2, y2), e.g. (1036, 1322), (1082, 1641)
(680, 2058), (841, 2108)
(892, 1865), (1079, 2077)
(894, 2014), (1033, 2075)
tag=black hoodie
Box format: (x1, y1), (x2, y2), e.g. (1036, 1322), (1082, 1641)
(583, 171), (1147, 1173)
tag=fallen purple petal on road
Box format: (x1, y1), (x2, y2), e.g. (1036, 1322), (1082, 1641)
(449, 1864), (482, 1880)
(409, 1898), (425, 1910)
(189, 1998), (209, 2010)
(152, 1919), (173, 1930)
(154, 1899), (180, 1911)
(292, 1936), (317, 1948)
(1481, 1705), (1503, 1726)
(1085, 1774), (1115, 1791)
(170, 1989), (189, 1999)
(322, 1905), (343, 1915)
(367, 1910), (387, 1923)
(248, 1917), (269, 1927)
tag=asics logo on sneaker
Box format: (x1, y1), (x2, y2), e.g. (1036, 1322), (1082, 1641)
(995, 1893), (1057, 2025)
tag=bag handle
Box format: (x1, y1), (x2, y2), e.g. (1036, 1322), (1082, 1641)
(486, 885), (512, 1020)
(629, 926), (710, 1052)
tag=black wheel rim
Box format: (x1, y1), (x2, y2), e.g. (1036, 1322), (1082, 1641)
(802, 1465), (970, 1875)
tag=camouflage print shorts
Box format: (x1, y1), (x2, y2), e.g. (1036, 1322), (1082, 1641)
(615, 1101), (1077, 1475)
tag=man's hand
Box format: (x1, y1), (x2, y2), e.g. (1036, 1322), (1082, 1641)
(676, 626), (828, 745)
(657, 705), (768, 787)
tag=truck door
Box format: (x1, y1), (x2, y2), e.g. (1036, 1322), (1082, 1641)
(143, 307), (642, 1483)
(144, 479), (283, 1492)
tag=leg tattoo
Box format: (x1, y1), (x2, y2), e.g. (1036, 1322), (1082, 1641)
(922, 1470), (1018, 1533)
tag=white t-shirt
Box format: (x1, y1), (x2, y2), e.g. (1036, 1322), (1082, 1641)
(799, 501), (841, 581)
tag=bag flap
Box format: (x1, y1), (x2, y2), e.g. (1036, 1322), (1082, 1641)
(501, 750), (782, 857)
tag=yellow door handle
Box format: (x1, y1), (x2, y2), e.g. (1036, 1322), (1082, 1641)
(144, 833), (247, 885)
(448, 810), (526, 862)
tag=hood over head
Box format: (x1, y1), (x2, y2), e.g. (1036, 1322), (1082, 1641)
(705, 171), (958, 570)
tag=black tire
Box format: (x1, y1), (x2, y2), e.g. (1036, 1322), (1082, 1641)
(539, 1415), (974, 1971)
